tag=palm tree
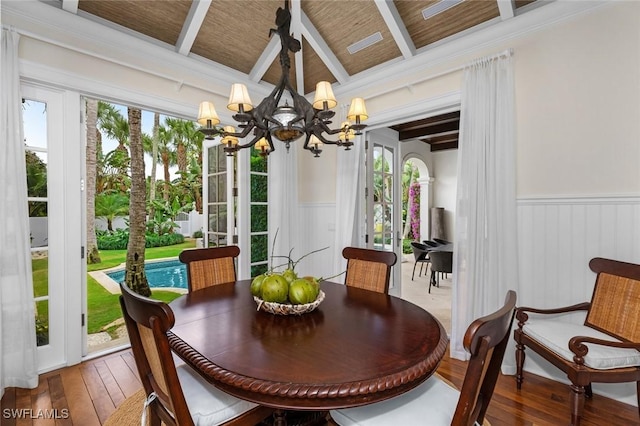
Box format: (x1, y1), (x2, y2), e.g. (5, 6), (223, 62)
(95, 192), (129, 232)
(100, 107), (130, 178)
(85, 98), (101, 263)
(125, 107), (151, 297)
(149, 112), (160, 219)
(157, 125), (177, 201)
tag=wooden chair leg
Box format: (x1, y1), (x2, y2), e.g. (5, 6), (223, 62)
(637, 381), (640, 418)
(515, 342), (525, 390)
(570, 383), (586, 426)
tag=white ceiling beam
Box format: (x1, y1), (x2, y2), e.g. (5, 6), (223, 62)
(497, 0), (516, 20)
(61, 0), (79, 14)
(300, 11), (349, 84)
(176, 0), (211, 56)
(374, 0), (415, 59)
(249, 36), (279, 82)
(291, 0), (305, 93)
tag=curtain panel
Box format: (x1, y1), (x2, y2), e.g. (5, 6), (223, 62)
(451, 51), (519, 369)
(0, 27), (39, 397)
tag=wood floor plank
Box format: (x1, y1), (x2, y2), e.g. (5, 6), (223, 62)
(31, 378), (54, 426)
(1, 386), (17, 426)
(59, 364), (101, 426)
(45, 375), (71, 426)
(93, 360), (126, 407)
(103, 354), (141, 398)
(15, 387), (32, 426)
(79, 362), (116, 424)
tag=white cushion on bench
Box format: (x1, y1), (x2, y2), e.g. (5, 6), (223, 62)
(523, 318), (640, 370)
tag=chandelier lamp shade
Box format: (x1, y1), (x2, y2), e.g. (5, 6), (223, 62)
(197, 0), (368, 158)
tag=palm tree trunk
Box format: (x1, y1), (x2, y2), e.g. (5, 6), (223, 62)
(162, 153), (170, 202)
(149, 112), (159, 220)
(125, 107), (151, 296)
(85, 99), (101, 263)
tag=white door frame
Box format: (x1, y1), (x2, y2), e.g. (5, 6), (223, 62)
(22, 83), (83, 372)
(365, 129), (403, 296)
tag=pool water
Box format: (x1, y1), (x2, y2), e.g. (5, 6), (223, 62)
(107, 259), (187, 289)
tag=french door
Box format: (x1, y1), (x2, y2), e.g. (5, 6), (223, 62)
(365, 130), (402, 295)
(22, 84), (83, 372)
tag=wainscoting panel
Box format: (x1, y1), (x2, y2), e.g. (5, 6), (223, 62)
(516, 196), (640, 406)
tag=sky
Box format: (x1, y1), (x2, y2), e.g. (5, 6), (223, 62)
(22, 98), (179, 180)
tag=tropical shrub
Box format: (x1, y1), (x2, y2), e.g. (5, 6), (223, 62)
(97, 229), (184, 250)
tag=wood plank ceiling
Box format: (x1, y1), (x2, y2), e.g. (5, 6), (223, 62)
(55, 0), (546, 149)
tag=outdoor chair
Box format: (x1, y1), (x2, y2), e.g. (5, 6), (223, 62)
(428, 250), (452, 293)
(330, 290), (516, 426)
(342, 247), (397, 294)
(410, 241), (430, 280)
(118, 283), (274, 426)
(179, 246), (240, 292)
(514, 257), (640, 425)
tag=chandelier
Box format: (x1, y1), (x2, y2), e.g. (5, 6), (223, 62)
(197, 0), (368, 158)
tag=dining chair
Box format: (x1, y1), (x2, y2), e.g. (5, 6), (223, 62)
(330, 290), (517, 426)
(179, 246), (240, 292)
(342, 247), (397, 294)
(118, 283), (274, 426)
(410, 241), (430, 280)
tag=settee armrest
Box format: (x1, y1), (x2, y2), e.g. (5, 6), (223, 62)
(569, 335), (640, 365)
(516, 303), (590, 328)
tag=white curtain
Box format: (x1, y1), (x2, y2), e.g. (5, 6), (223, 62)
(268, 143), (300, 270)
(0, 28), (39, 397)
(451, 51), (519, 368)
(331, 136), (363, 282)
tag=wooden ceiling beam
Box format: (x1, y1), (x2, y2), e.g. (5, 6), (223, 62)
(176, 0), (211, 56)
(392, 111), (460, 131)
(429, 141), (459, 152)
(398, 120), (459, 140)
(422, 133), (459, 144)
(374, 0), (415, 59)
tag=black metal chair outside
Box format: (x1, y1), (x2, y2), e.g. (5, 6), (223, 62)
(410, 242), (431, 281)
(428, 250), (453, 293)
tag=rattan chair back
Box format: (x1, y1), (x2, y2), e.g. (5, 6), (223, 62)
(179, 246), (240, 292)
(342, 247), (397, 294)
(586, 258), (640, 342)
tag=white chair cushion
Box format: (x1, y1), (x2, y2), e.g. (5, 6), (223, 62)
(330, 375), (460, 426)
(523, 318), (640, 370)
(176, 364), (258, 425)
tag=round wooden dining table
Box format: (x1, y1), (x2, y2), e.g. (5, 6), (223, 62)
(167, 280), (448, 412)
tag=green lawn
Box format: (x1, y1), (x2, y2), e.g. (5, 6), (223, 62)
(33, 240), (197, 336)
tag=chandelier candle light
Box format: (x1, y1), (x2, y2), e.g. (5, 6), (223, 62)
(197, 0), (368, 158)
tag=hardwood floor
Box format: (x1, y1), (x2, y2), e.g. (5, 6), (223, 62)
(1, 348), (638, 425)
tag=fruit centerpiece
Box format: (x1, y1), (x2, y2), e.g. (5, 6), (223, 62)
(250, 245), (328, 315)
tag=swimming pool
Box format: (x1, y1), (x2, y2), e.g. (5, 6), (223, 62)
(106, 259), (188, 289)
